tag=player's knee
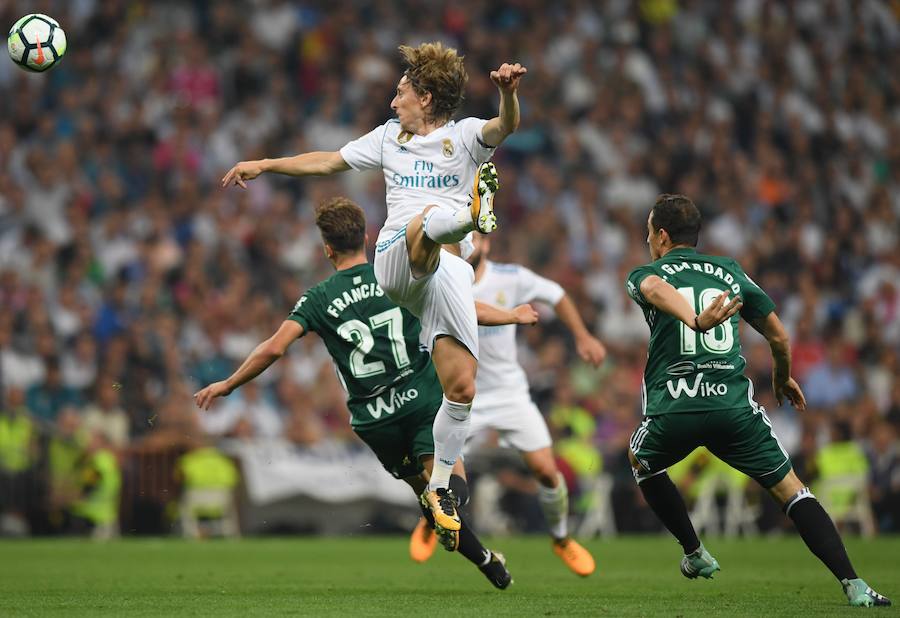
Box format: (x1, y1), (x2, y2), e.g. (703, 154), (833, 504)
(627, 448), (641, 471)
(444, 379), (475, 404)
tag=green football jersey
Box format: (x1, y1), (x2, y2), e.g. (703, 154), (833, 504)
(626, 247), (776, 416)
(288, 263), (442, 429)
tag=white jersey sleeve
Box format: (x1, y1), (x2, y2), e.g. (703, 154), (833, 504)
(339, 122), (391, 171)
(515, 266), (565, 307)
(456, 117), (495, 166)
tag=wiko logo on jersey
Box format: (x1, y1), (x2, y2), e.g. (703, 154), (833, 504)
(665, 373), (729, 399)
(392, 160), (460, 189)
(365, 386), (419, 419)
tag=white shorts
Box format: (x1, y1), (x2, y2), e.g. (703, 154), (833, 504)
(374, 226), (479, 359)
(466, 395), (553, 453)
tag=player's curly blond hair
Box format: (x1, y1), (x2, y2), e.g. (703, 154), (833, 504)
(399, 42), (468, 123)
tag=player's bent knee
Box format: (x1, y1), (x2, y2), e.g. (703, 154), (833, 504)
(627, 448), (641, 470)
(444, 380), (475, 405)
(628, 448), (663, 484)
(769, 469), (805, 505)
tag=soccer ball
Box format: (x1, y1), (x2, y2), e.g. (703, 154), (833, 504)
(7, 14), (67, 72)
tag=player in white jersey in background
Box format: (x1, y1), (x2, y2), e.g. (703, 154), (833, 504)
(221, 43), (526, 537)
(409, 233), (606, 576)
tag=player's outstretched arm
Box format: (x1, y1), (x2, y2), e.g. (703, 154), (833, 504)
(748, 312), (807, 411)
(553, 294), (606, 367)
(475, 301), (538, 326)
(482, 62), (527, 147)
(221, 151), (351, 189)
(639, 275), (742, 332)
(193, 320), (304, 410)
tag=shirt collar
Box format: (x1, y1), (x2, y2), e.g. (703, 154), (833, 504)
(663, 247), (697, 258)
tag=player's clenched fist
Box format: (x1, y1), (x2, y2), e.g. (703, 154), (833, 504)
(512, 303), (539, 325)
(576, 335), (607, 367)
(222, 160), (265, 189)
(490, 63), (527, 92)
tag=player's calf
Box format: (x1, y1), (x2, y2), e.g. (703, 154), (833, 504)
(776, 479), (891, 606)
(478, 550), (512, 590)
(405, 209), (443, 278)
(629, 448), (701, 556)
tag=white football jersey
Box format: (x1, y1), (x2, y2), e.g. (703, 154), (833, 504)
(473, 260), (565, 403)
(339, 118), (495, 244)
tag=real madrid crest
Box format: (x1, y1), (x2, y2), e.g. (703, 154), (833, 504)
(398, 131), (413, 144)
(442, 138), (454, 158)
(496, 291), (506, 306)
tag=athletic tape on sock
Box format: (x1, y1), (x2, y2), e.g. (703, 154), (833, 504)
(783, 486), (815, 516)
(443, 397), (472, 421)
(538, 472), (569, 539)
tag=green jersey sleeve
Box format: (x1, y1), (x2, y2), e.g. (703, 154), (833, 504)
(287, 287), (320, 334)
(731, 262), (776, 320)
(626, 265), (657, 307)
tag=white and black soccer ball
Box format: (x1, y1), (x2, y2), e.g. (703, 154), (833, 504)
(8, 14), (67, 72)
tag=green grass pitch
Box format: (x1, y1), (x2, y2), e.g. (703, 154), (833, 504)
(0, 536), (897, 616)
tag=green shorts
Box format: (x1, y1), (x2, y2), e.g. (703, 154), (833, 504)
(353, 407), (437, 480)
(629, 406), (792, 489)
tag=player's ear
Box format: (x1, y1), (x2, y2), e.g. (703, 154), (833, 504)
(658, 227), (671, 247)
(419, 90), (433, 111)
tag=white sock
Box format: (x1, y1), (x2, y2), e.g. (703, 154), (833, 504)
(538, 473), (569, 540)
(429, 397), (472, 491)
(422, 207), (474, 244)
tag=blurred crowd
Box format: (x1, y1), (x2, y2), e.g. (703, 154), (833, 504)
(1, 0), (899, 536)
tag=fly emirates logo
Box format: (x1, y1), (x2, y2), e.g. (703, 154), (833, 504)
(665, 373), (729, 399)
(392, 160), (460, 189)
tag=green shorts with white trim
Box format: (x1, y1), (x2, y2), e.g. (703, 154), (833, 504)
(629, 406), (792, 489)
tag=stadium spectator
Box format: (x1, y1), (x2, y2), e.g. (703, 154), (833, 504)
(25, 361), (82, 424)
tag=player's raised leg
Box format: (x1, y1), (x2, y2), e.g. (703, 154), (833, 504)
(521, 447), (595, 576)
(405, 161), (501, 281)
(769, 470), (890, 607)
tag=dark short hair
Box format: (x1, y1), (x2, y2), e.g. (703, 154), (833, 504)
(314, 197), (366, 254)
(651, 194), (702, 246)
